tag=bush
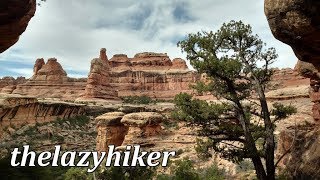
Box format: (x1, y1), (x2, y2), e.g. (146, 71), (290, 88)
(121, 95), (153, 104)
(54, 115), (90, 128)
(157, 158), (226, 180)
(64, 167), (91, 180)
(194, 138), (213, 160)
(97, 165), (155, 180)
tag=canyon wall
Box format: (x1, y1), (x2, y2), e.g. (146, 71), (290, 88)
(0, 49), (309, 101)
(265, 1), (320, 178)
(83, 48), (118, 100)
(0, 95), (85, 129)
(83, 49), (200, 99)
(0, 0), (36, 53)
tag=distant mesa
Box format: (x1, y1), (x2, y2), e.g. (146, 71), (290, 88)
(1, 48), (309, 101)
(82, 48), (198, 100)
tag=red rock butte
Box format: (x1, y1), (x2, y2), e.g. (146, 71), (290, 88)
(83, 48), (199, 99)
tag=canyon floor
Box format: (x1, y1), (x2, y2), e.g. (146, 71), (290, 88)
(0, 81), (315, 179)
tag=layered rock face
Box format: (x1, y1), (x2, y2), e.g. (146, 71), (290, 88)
(0, 77), (27, 94)
(0, 0), (36, 53)
(121, 112), (163, 145)
(13, 58), (87, 99)
(0, 95), (85, 128)
(265, 1), (320, 178)
(270, 68), (309, 89)
(276, 126), (320, 179)
(265, 0), (320, 121)
(95, 112), (163, 153)
(87, 50), (199, 99)
(96, 112), (128, 153)
(84, 48), (118, 99)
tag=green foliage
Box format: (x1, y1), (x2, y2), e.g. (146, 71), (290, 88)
(195, 138), (213, 160)
(121, 95), (153, 104)
(157, 158), (225, 180)
(54, 115), (90, 128)
(173, 93), (228, 125)
(199, 164), (225, 180)
(271, 103), (297, 121)
(64, 167), (92, 180)
(176, 20), (297, 179)
(0, 154), (70, 180)
(162, 118), (179, 129)
(236, 160), (255, 173)
(157, 158), (200, 180)
(97, 165), (155, 180)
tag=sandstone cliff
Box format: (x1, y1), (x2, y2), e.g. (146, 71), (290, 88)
(0, 95), (85, 129)
(83, 49), (199, 99)
(13, 58), (87, 99)
(83, 48), (118, 100)
(265, 1), (320, 178)
(0, 77), (27, 94)
(0, 0), (36, 53)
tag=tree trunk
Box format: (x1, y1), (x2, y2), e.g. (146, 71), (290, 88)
(257, 84), (275, 180)
(228, 81), (268, 180)
(238, 109), (267, 180)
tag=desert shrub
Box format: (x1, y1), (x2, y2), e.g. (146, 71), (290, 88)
(199, 164), (225, 180)
(194, 138), (213, 160)
(162, 118), (179, 129)
(157, 158), (226, 180)
(121, 95), (153, 104)
(236, 160), (255, 173)
(97, 165), (155, 180)
(53, 115), (90, 128)
(64, 167), (92, 180)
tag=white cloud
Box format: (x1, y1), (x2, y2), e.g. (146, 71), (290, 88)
(0, 0), (297, 78)
(7, 68), (33, 78)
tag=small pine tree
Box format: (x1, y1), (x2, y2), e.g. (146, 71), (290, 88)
(175, 20), (296, 180)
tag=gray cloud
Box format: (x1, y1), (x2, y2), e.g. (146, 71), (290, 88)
(0, 0), (297, 78)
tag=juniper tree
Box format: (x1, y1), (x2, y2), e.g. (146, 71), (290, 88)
(174, 20), (296, 180)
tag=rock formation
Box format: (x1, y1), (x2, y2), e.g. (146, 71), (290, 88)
(33, 58), (45, 75)
(84, 49), (118, 99)
(276, 126), (320, 179)
(265, 1), (320, 178)
(95, 112), (128, 153)
(0, 94), (85, 128)
(13, 58), (87, 99)
(95, 112), (164, 153)
(83, 50), (199, 99)
(0, 0), (36, 53)
(121, 112), (163, 145)
(265, 0), (320, 122)
(264, 0), (320, 64)
(0, 77), (27, 94)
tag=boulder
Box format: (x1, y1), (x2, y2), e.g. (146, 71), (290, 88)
(276, 126), (320, 179)
(95, 112), (128, 153)
(121, 112), (164, 145)
(265, 0), (320, 64)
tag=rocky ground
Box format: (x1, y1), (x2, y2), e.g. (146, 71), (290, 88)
(0, 82), (316, 178)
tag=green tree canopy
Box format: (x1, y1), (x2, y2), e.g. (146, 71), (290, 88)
(175, 20), (296, 180)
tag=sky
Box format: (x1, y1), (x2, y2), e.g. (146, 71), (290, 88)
(0, 0), (298, 78)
